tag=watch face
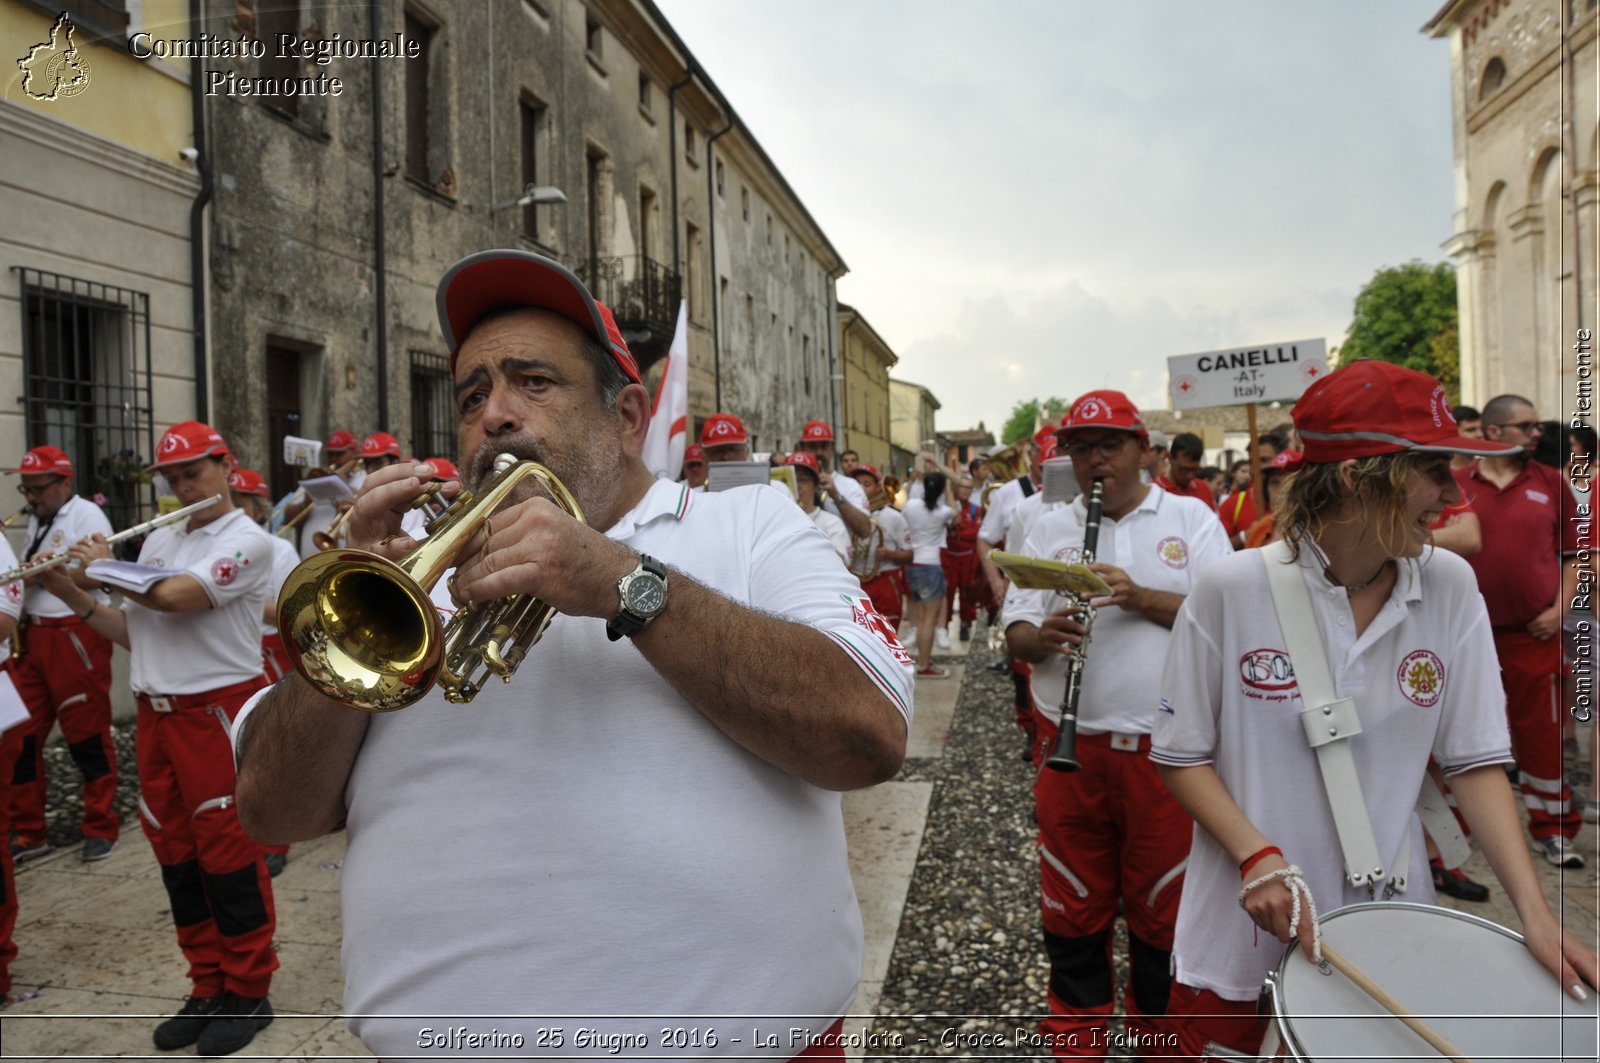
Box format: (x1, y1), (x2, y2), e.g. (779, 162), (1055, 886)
(625, 575), (666, 615)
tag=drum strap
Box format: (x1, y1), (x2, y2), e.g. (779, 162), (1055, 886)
(1261, 542), (1410, 895)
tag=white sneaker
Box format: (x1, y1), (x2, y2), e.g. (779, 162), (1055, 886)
(1583, 797), (1599, 825)
(1534, 836), (1586, 868)
(901, 627), (917, 645)
(935, 628), (952, 651)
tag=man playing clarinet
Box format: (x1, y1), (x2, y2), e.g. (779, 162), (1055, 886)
(1004, 391), (1230, 1056)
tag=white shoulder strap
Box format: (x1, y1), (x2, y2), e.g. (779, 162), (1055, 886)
(1260, 540), (1404, 893)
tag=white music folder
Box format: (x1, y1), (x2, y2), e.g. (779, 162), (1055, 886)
(85, 559), (180, 595)
(0, 670), (31, 734)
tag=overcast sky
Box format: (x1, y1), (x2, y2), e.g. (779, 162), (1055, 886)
(655, 0), (1456, 433)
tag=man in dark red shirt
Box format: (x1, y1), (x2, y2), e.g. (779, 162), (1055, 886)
(1455, 394), (1584, 868)
(1155, 432), (1216, 510)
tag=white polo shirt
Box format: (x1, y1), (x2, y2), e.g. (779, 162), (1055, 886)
(978, 476), (1034, 546)
(874, 506), (911, 573)
(232, 478), (913, 1059)
(1005, 487), (1230, 734)
(127, 508), (273, 695)
(822, 468), (870, 523)
(1151, 544), (1514, 1001)
(22, 495), (112, 618)
(262, 536), (300, 638)
(1005, 491), (1064, 555)
(808, 506), (851, 564)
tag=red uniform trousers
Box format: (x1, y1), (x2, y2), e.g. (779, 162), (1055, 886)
(940, 549), (981, 625)
(1163, 982), (1266, 1060)
(137, 677), (277, 998)
(1033, 716), (1192, 1059)
(8, 617), (118, 845)
(261, 633), (292, 684)
(859, 570), (906, 630)
(0, 716), (22, 996)
(1493, 629), (1577, 841)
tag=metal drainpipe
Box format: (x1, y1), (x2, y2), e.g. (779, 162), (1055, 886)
(706, 113), (734, 410)
(1565, 17), (1588, 339)
(187, 0), (210, 423)
(370, 0), (389, 428)
(666, 67), (695, 286)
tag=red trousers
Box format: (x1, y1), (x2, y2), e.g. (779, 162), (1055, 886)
(859, 570), (906, 630)
(1034, 717), (1192, 1058)
(137, 678), (277, 998)
(1163, 982), (1266, 1060)
(1493, 629), (1577, 840)
(8, 618), (118, 844)
(0, 717), (21, 995)
(940, 549), (981, 624)
(261, 632), (292, 683)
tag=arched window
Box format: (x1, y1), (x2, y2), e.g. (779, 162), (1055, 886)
(1480, 57), (1507, 100)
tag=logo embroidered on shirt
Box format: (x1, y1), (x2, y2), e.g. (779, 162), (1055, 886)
(1156, 536), (1189, 569)
(211, 558), (239, 586)
(843, 593), (912, 665)
(1398, 650), (1445, 708)
(1239, 648), (1298, 700)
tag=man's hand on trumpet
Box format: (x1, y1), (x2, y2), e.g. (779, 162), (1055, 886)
(345, 462), (460, 561)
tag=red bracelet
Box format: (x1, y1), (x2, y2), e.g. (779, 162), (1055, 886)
(1239, 845), (1282, 878)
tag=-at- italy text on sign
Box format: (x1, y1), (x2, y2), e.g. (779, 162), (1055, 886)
(1167, 338), (1329, 410)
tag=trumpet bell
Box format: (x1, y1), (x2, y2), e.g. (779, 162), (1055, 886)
(279, 548), (444, 712)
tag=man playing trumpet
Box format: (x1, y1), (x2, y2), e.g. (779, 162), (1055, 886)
(230, 250), (912, 1060)
(1004, 391), (1230, 1056)
(4, 445), (117, 864)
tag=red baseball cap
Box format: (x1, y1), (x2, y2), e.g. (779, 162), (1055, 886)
(227, 468), (270, 497)
(700, 413), (748, 446)
(1264, 450), (1302, 474)
(1032, 423), (1060, 459)
(325, 430), (357, 452)
(147, 421), (230, 471)
(800, 419), (834, 443)
(13, 446), (74, 477)
(361, 432), (402, 459)
(784, 451), (820, 474)
(851, 463), (881, 483)
(1289, 361), (1518, 469)
(422, 457), (460, 481)
(684, 444), (706, 465)
(436, 250), (641, 385)
(1057, 391), (1148, 440)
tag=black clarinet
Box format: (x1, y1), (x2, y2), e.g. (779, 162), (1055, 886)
(1045, 479), (1104, 773)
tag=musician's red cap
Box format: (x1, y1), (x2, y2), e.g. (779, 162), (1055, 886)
(1287, 361), (1518, 471)
(437, 250), (641, 385)
(851, 463), (881, 482)
(13, 446), (74, 477)
(227, 468), (270, 497)
(1033, 422), (1061, 459)
(1265, 449), (1302, 473)
(361, 432), (402, 459)
(684, 445), (705, 465)
(325, 430), (357, 452)
(147, 421), (230, 471)
(784, 451), (820, 474)
(800, 419), (834, 443)
(700, 413), (748, 446)
(422, 457), (460, 481)
(1056, 391), (1148, 440)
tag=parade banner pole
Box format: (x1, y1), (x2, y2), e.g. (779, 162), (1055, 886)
(1247, 402), (1263, 512)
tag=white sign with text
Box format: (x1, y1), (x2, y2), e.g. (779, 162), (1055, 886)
(1168, 337), (1329, 409)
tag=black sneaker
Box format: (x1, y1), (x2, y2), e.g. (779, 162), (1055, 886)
(196, 993), (273, 1056)
(1431, 858), (1489, 902)
(153, 994), (225, 1050)
(959, 624), (971, 641)
(81, 838), (117, 862)
(264, 852), (286, 877)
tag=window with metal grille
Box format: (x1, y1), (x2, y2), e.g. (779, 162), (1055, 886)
(15, 269), (155, 533)
(410, 350), (456, 463)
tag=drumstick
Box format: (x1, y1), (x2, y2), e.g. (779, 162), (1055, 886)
(1320, 943), (1475, 1063)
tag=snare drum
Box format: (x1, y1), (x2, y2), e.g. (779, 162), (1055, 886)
(1260, 902), (1597, 1062)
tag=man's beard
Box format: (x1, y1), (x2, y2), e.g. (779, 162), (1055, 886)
(462, 434), (617, 523)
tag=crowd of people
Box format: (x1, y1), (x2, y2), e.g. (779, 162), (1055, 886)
(0, 245), (1593, 1061)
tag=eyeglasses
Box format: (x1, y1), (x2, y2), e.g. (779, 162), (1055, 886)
(16, 480), (64, 496)
(1062, 436), (1130, 460)
(1492, 421), (1542, 435)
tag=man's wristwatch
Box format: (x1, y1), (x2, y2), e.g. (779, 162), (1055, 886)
(606, 554), (669, 641)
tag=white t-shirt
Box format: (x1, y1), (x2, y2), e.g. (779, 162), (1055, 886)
(232, 478), (914, 1059)
(808, 506), (851, 564)
(22, 495), (113, 618)
(1005, 488), (1231, 734)
(873, 506), (911, 573)
(1150, 544), (1514, 1001)
(902, 498), (954, 565)
(822, 469), (870, 524)
(978, 477), (1033, 546)
(261, 536), (299, 637)
(127, 508), (273, 695)
(1005, 492), (1064, 555)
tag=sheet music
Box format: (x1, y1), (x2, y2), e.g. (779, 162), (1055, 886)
(1041, 457), (1081, 504)
(0, 671), (29, 734)
(85, 559), (180, 595)
(707, 461), (775, 492)
(283, 435), (323, 468)
(298, 475), (354, 503)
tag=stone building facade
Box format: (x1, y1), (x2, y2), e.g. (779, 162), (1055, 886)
(1427, 0), (1598, 416)
(195, 0), (847, 495)
(837, 304), (896, 472)
(889, 378), (940, 480)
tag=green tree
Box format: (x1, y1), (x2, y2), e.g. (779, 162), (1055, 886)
(1000, 396), (1070, 445)
(1341, 260), (1461, 401)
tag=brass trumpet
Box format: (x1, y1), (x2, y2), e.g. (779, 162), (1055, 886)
(312, 505), (353, 551)
(980, 441), (1029, 508)
(277, 453), (585, 712)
